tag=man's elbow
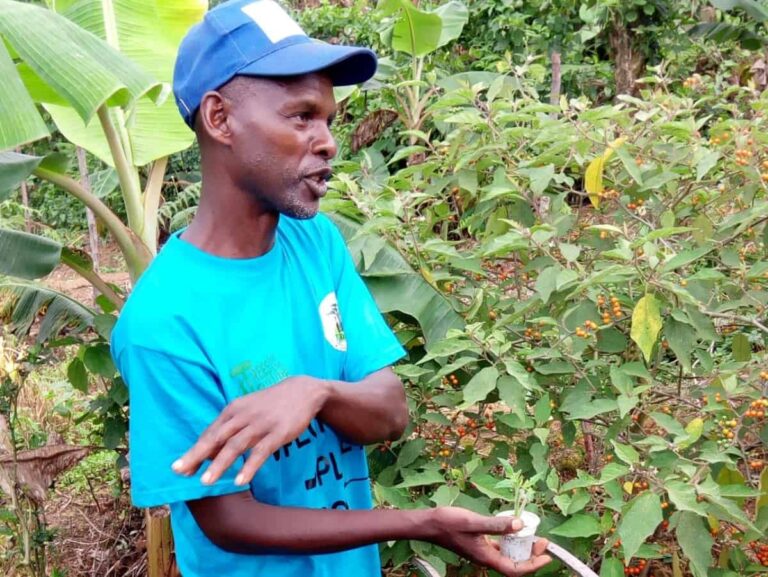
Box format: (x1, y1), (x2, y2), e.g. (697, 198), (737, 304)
(386, 385), (409, 440)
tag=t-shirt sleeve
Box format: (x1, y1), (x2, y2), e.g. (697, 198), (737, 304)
(322, 217), (406, 382)
(113, 342), (246, 508)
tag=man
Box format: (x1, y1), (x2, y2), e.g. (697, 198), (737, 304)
(111, 1), (552, 576)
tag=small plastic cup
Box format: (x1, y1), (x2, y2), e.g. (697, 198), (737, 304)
(496, 510), (541, 561)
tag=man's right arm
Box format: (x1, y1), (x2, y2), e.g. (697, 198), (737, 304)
(187, 492), (551, 577)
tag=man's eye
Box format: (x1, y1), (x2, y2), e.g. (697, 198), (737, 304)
(294, 112), (311, 123)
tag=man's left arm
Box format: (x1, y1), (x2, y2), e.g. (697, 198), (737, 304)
(319, 366), (408, 445)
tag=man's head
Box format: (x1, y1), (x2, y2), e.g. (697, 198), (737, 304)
(172, 0), (377, 219)
(173, 0), (376, 128)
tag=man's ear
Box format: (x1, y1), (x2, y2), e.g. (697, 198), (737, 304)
(198, 90), (233, 146)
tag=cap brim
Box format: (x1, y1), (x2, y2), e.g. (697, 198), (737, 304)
(235, 41), (377, 86)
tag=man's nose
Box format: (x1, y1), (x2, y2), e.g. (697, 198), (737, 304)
(311, 122), (338, 160)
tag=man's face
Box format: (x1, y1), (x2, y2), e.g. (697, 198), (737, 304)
(222, 73), (338, 219)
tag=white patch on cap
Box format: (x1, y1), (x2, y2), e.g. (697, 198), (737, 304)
(241, 0), (306, 44)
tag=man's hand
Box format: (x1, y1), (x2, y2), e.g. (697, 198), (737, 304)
(429, 507), (552, 577)
(172, 376), (327, 485)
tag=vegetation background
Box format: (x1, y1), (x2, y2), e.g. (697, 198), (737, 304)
(1, 1), (768, 576)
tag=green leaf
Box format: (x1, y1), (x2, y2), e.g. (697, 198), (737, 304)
(520, 164), (555, 195)
(732, 333), (751, 362)
(676, 512), (713, 577)
(396, 469), (445, 488)
(388, 0), (442, 57)
(460, 366), (499, 408)
(600, 557), (624, 577)
(0, 42), (48, 150)
(597, 328), (628, 353)
(67, 358), (88, 393)
(396, 439), (426, 468)
(0, 0), (163, 124)
(83, 343), (116, 377)
(696, 150), (720, 181)
(677, 417), (704, 449)
(535, 266), (560, 304)
(631, 294), (662, 362)
(497, 375), (526, 421)
(611, 440), (639, 465)
(619, 491), (663, 561)
(665, 317), (696, 372)
(615, 145), (643, 185)
(433, 1), (469, 48)
(0, 228), (62, 279)
(662, 247), (715, 273)
(103, 415), (126, 449)
(550, 514), (602, 538)
(431, 484), (460, 507)
(108, 378), (128, 405)
(666, 480), (708, 516)
(0, 152), (43, 202)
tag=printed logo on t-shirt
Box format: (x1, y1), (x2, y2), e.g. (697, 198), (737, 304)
(318, 292), (347, 351)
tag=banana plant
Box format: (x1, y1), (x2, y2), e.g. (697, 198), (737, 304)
(0, 0), (206, 335)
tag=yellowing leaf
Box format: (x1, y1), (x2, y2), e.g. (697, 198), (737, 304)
(584, 137), (627, 208)
(623, 481), (634, 495)
(631, 294), (662, 362)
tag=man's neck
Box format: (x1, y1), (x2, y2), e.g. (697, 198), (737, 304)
(181, 183), (279, 259)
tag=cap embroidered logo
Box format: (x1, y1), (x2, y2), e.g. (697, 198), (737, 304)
(240, 0), (306, 43)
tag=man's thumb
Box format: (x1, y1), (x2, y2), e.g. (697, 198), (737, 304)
(483, 515), (523, 535)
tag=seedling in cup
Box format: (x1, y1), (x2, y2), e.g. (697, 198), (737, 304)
(495, 460), (541, 562)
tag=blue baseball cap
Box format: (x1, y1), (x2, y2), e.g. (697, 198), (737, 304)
(173, 0), (378, 127)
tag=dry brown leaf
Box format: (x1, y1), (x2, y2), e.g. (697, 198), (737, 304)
(351, 109), (399, 153)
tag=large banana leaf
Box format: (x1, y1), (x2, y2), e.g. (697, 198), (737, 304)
(329, 213), (464, 345)
(0, 280), (94, 342)
(0, 42), (49, 150)
(0, 228), (62, 280)
(0, 0), (164, 141)
(38, 0), (207, 166)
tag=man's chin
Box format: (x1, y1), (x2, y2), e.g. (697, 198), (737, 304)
(281, 204), (319, 220)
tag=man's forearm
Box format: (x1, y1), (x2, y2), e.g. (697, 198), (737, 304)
(318, 368), (408, 444)
(189, 491), (433, 555)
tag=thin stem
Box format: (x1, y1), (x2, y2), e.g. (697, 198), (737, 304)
(96, 107), (144, 236)
(142, 156), (168, 255)
(60, 258), (124, 310)
(33, 167), (150, 282)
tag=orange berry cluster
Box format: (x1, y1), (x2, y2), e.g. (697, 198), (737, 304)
(749, 459), (764, 471)
(599, 294), (623, 322)
(716, 418), (737, 440)
(575, 320), (599, 338)
(623, 559), (647, 576)
(600, 188), (620, 200)
(749, 541), (768, 566)
(735, 148), (753, 167)
(441, 373), (460, 388)
(683, 75), (700, 89)
(627, 198), (644, 210)
(746, 399), (768, 418)
(709, 132), (729, 146)
(524, 327), (542, 341)
(760, 371), (768, 380)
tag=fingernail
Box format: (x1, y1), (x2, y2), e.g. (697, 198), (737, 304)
(235, 474), (246, 486)
(201, 471), (212, 485)
(171, 459), (184, 472)
(511, 519), (523, 531)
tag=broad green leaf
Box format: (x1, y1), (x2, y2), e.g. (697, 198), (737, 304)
(631, 294), (662, 362)
(460, 366), (499, 408)
(519, 164), (555, 195)
(387, 0), (442, 57)
(497, 375), (526, 420)
(696, 150), (720, 181)
(662, 246), (715, 273)
(677, 417), (704, 449)
(759, 468), (768, 512)
(396, 469), (445, 488)
(611, 440), (639, 465)
(665, 317), (695, 372)
(619, 491), (663, 561)
(596, 327), (628, 353)
(550, 514), (601, 538)
(396, 439), (426, 468)
(0, 228), (62, 279)
(0, 41), (49, 150)
(0, 151), (43, 201)
(676, 512), (713, 577)
(0, 0), (163, 123)
(600, 557), (624, 577)
(666, 480), (708, 516)
(433, 1), (469, 48)
(83, 343), (116, 377)
(431, 484), (460, 507)
(615, 145), (643, 185)
(332, 214), (464, 345)
(67, 358), (88, 393)
(46, 0), (204, 165)
(103, 415), (126, 449)
(732, 333), (751, 362)
(535, 266), (560, 304)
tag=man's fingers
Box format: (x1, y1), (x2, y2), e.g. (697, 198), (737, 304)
(172, 417), (239, 476)
(235, 435), (279, 485)
(531, 538), (549, 556)
(475, 515), (523, 535)
(199, 428), (259, 485)
(505, 553), (553, 576)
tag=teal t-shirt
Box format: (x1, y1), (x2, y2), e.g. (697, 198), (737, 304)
(111, 213), (405, 577)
